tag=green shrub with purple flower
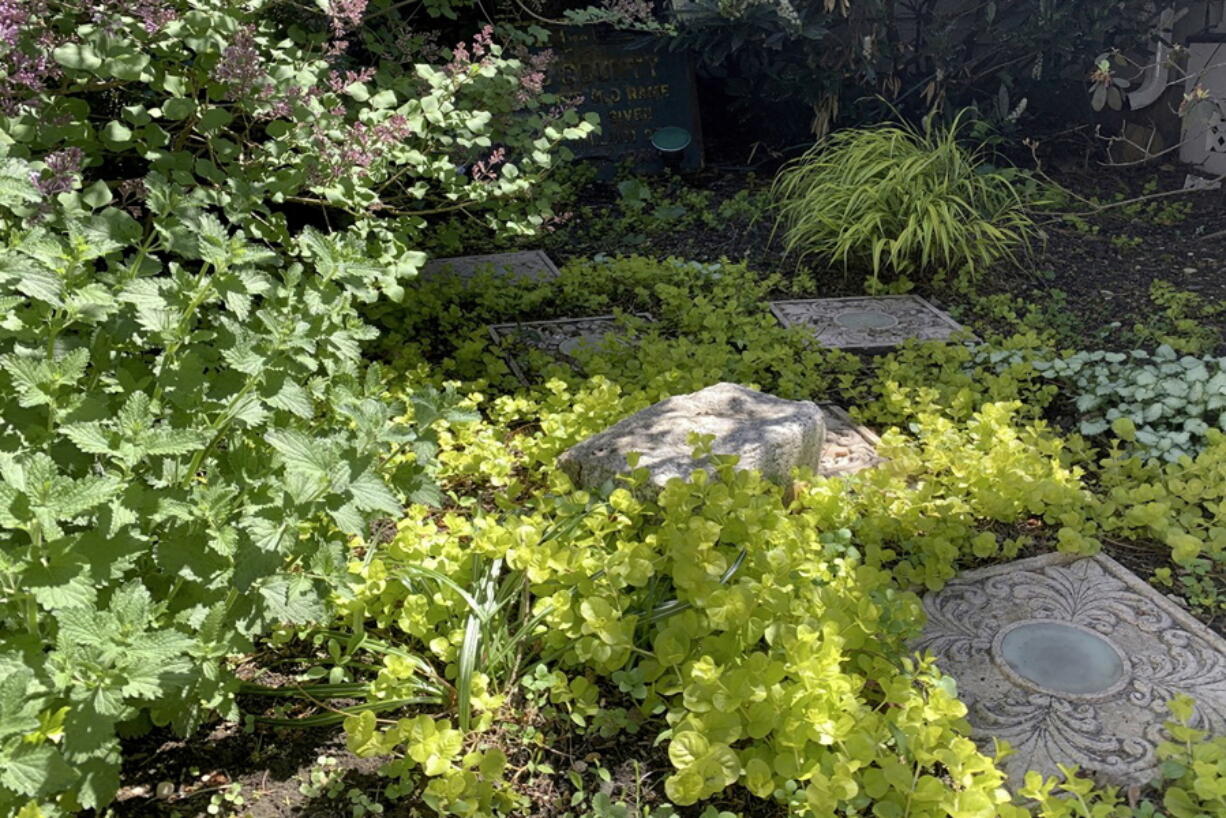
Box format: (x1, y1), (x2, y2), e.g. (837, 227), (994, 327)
(4, 0), (593, 263)
(0, 1), (593, 814)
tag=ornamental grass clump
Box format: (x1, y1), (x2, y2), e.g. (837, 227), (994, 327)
(771, 114), (1039, 283)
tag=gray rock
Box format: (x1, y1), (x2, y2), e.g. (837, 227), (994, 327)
(558, 383), (825, 496)
(818, 404), (883, 477)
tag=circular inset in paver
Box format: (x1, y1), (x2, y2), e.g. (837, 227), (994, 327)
(833, 309), (900, 331)
(918, 554), (1226, 789)
(993, 619), (1129, 698)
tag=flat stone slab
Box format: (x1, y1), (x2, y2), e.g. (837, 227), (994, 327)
(421, 250), (560, 283)
(915, 553), (1226, 790)
(769, 295), (969, 351)
(558, 383), (825, 497)
(488, 314), (654, 383)
(818, 404), (882, 477)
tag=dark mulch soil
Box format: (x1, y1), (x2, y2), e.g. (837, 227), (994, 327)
(542, 170), (786, 273)
(972, 164), (1226, 349)
(107, 693), (766, 818)
(528, 160), (1226, 348)
(109, 718), (383, 817)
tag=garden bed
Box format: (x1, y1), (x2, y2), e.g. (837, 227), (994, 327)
(97, 171), (1226, 811)
(508, 163), (1226, 353)
(6, 7), (1226, 812)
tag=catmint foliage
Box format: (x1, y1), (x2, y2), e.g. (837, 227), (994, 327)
(0, 0), (595, 808)
(0, 151), (475, 813)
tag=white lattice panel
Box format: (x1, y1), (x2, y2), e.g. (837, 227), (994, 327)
(1208, 111), (1226, 153)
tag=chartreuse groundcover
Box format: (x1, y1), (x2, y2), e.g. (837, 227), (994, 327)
(5, 204), (1226, 813)
(326, 260), (1226, 817)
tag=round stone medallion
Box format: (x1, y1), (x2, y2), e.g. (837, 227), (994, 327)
(992, 619), (1130, 698)
(833, 309), (900, 331)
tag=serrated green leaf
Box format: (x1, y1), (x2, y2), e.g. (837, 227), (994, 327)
(25, 560), (97, 610)
(55, 473), (124, 519)
(265, 429), (336, 483)
(72, 753), (122, 809)
(259, 573), (327, 624)
(265, 377), (314, 419)
(348, 468), (400, 514)
(0, 668), (40, 740)
(1, 743), (75, 797)
(61, 422), (113, 455)
(0, 159), (42, 207)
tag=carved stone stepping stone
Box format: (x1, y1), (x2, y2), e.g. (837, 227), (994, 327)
(915, 553), (1226, 790)
(818, 405), (882, 477)
(420, 250), (560, 283)
(769, 295), (970, 351)
(488, 314), (653, 383)
(558, 383), (826, 498)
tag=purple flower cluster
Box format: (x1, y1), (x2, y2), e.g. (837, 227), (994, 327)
(548, 95), (585, 120)
(128, 0), (178, 34)
(516, 49), (554, 104)
(388, 23), (443, 63)
(543, 209), (573, 232)
(324, 0), (367, 54)
(260, 68), (378, 121)
(0, 0), (58, 114)
(0, 0), (178, 113)
(89, 0), (177, 33)
(470, 146), (506, 183)
(213, 27), (268, 100)
(0, 0), (29, 43)
(308, 113), (413, 185)
(327, 67), (376, 94)
(446, 25), (495, 76)
(212, 29), (380, 123)
(604, 0), (654, 24)
(326, 0), (367, 36)
(116, 176), (147, 216)
(30, 147), (84, 198)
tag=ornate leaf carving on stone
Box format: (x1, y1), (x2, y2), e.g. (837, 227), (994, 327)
(916, 554), (1226, 789)
(973, 690), (1152, 780)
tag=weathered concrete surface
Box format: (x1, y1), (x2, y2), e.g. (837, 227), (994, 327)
(916, 552), (1226, 791)
(420, 250), (560, 282)
(487, 313), (654, 383)
(770, 295), (970, 351)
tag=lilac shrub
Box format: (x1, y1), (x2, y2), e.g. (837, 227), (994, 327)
(0, 0), (58, 112)
(3, 0), (594, 272)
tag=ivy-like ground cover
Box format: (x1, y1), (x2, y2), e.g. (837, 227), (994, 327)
(265, 256), (1226, 816)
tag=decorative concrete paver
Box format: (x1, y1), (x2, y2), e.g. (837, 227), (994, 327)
(420, 250), (560, 282)
(818, 404), (882, 477)
(488, 314), (654, 383)
(769, 295), (969, 351)
(915, 553), (1226, 790)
